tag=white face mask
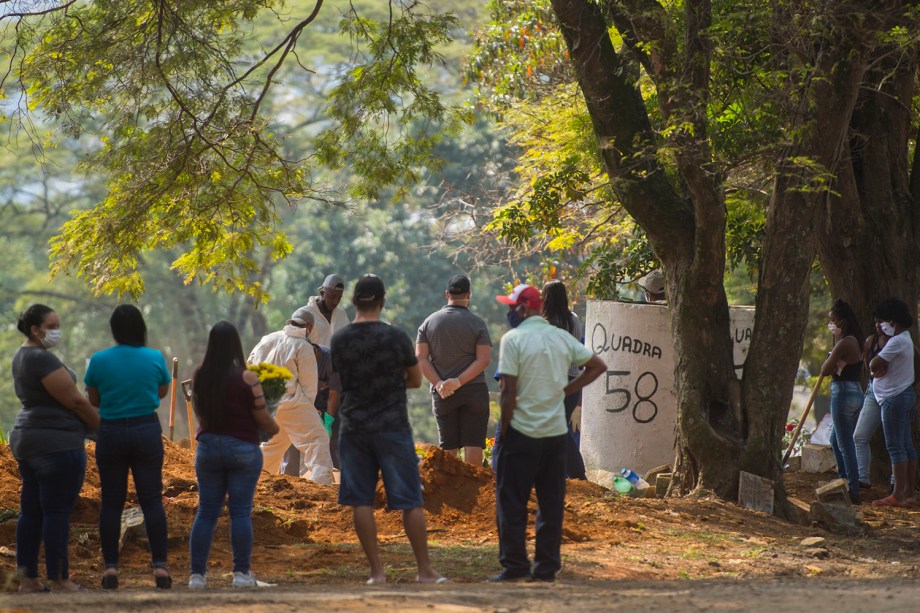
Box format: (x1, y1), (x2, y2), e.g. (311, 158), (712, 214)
(827, 322), (839, 335)
(880, 322), (896, 336)
(41, 328), (62, 348)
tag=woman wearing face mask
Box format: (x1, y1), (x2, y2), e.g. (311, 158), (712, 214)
(869, 298), (917, 507)
(819, 299), (864, 504)
(852, 319), (890, 491)
(9, 304), (100, 592)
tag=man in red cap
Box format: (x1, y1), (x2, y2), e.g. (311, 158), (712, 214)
(490, 284), (606, 582)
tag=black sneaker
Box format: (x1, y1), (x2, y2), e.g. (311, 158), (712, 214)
(486, 571), (531, 583)
(859, 482), (872, 490)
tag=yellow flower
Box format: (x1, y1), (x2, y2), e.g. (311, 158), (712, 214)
(247, 362), (293, 403)
(247, 362), (293, 380)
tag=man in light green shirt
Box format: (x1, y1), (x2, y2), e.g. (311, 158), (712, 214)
(490, 284), (605, 583)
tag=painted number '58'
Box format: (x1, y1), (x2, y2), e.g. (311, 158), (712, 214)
(604, 370), (659, 424)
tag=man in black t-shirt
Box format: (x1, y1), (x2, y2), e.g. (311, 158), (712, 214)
(330, 275), (445, 585)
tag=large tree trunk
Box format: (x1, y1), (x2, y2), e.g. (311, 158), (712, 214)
(551, 0), (741, 497)
(817, 44), (920, 323)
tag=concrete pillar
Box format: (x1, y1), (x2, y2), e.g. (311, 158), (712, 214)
(581, 301), (754, 485)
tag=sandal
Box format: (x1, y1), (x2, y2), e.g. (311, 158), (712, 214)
(417, 576), (449, 584)
(872, 495), (908, 507)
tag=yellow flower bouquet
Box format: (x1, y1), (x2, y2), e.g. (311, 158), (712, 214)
(246, 362), (293, 414)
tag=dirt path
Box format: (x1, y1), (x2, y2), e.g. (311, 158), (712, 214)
(5, 578), (920, 612)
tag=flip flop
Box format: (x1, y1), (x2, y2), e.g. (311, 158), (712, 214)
(417, 576), (449, 584)
(872, 495), (908, 507)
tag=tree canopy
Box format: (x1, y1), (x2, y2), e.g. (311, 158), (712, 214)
(0, 0), (512, 445)
(0, 0), (470, 300)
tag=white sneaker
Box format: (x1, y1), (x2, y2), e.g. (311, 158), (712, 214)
(188, 573), (207, 589)
(232, 571), (258, 588)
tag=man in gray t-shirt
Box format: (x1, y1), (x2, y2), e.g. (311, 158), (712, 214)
(416, 275), (492, 466)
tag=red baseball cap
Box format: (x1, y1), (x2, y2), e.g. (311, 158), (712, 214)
(496, 284), (543, 310)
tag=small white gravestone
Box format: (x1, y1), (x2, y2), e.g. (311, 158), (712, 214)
(581, 301), (755, 483)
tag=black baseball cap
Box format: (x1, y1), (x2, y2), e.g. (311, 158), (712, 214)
(447, 274), (471, 295)
(353, 274), (385, 302)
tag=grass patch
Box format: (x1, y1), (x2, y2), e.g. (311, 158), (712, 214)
(681, 550), (707, 560)
(283, 542), (499, 583)
(663, 529), (730, 544)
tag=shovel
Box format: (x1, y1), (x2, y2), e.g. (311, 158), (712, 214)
(181, 379), (196, 451)
(782, 374), (825, 466)
(168, 358), (178, 441)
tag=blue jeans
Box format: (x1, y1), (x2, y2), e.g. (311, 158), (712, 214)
(564, 384), (586, 480)
(16, 448), (87, 579)
(880, 387), (918, 464)
(96, 415), (168, 569)
(854, 381), (882, 484)
(189, 433), (263, 575)
(495, 426), (567, 580)
(830, 380), (863, 494)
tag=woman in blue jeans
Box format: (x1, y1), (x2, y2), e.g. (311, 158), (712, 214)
(188, 321), (279, 589)
(10, 304), (100, 592)
(820, 299), (863, 504)
(85, 305), (172, 589)
(869, 299), (917, 507)
(853, 320), (889, 489)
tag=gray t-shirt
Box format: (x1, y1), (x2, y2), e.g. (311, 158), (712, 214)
(416, 305), (492, 386)
(9, 346), (88, 461)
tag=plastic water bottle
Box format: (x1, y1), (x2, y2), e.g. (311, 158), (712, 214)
(612, 476), (634, 493)
(620, 468), (640, 486)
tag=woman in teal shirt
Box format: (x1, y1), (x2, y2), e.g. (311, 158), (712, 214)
(85, 305), (172, 589)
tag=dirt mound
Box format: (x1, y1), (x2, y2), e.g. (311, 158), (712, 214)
(0, 440), (506, 555)
(4, 439), (919, 588)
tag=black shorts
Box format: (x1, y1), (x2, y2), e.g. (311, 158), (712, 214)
(432, 381), (490, 450)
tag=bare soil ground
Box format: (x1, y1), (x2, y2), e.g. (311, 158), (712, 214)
(2, 440), (920, 611)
